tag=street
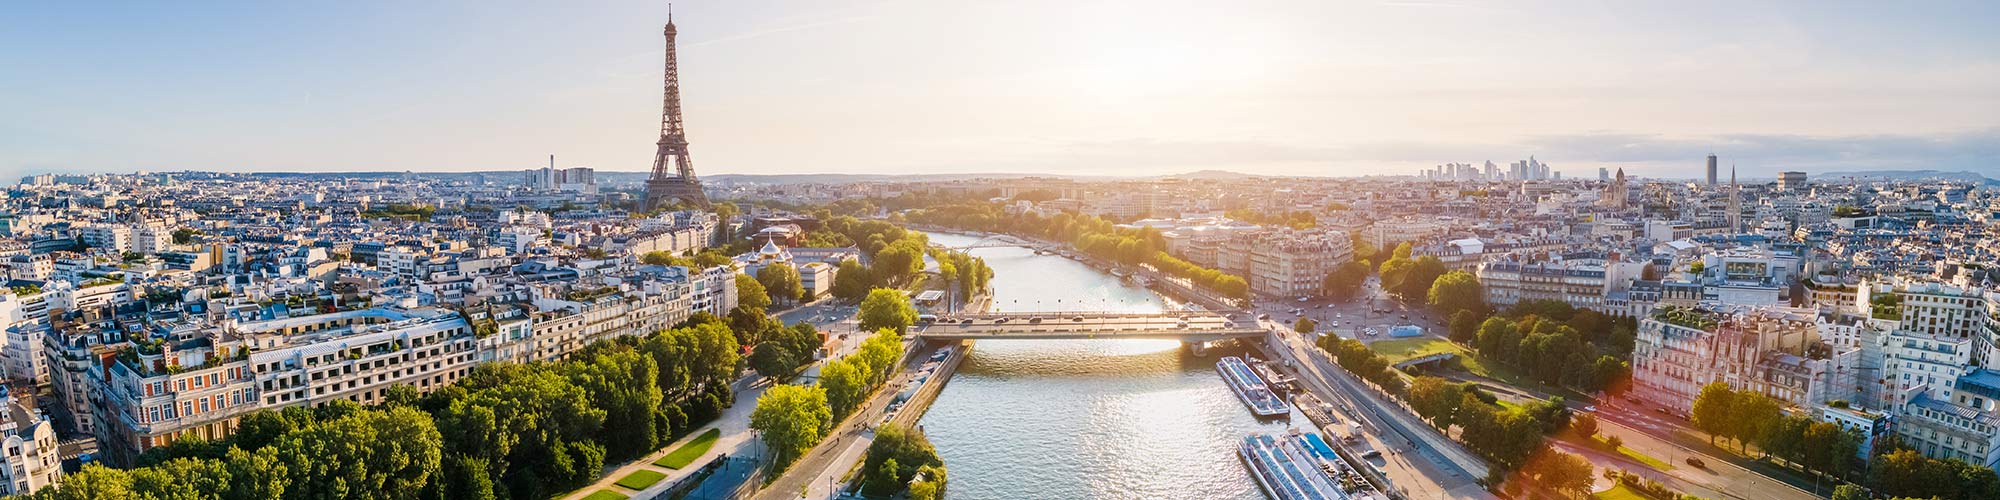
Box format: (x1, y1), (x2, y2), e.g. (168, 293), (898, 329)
(1262, 325), (1494, 499)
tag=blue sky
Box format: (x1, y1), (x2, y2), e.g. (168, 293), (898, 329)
(4, 0), (1996, 180)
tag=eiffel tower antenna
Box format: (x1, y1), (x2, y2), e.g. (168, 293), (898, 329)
(644, 4), (710, 211)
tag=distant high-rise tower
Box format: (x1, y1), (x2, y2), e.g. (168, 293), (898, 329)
(1705, 154), (1718, 186)
(644, 9), (711, 211)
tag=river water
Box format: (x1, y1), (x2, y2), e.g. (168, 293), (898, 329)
(919, 232), (1296, 499)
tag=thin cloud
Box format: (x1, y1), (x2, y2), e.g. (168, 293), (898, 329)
(686, 16), (875, 48)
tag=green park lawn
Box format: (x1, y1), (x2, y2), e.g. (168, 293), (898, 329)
(1368, 338), (1520, 381)
(1592, 435), (1674, 471)
(1367, 338), (1459, 362)
(581, 490), (630, 500)
(614, 470), (668, 491)
(654, 428), (722, 469)
(1592, 483), (1650, 500)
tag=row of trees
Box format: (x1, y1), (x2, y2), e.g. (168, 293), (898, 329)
(931, 248), (993, 304)
(1150, 251), (1250, 301)
(46, 404), (424, 500)
(1870, 447), (2000, 500)
(638, 248), (733, 271)
(1405, 376), (1575, 470)
(1317, 335), (1406, 394)
(861, 424), (947, 499)
(1315, 334), (1589, 494)
(1690, 383), (1864, 478)
(904, 203), (1249, 301)
(50, 314), (747, 500)
(1462, 314), (1629, 392)
(751, 327), (906, 472)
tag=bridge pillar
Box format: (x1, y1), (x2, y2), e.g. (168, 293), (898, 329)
(1186, 340), (1209, 357)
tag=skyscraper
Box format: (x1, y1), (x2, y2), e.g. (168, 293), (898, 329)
(1706, 154), (1718, 186)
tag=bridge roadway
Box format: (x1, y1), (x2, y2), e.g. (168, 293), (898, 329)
(912, 311), (1265, 341)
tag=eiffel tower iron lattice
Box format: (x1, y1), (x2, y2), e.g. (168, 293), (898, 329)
(643, 8), (710, 211)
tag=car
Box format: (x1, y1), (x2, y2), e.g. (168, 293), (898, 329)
(1175, 321), (1190, 328)
(994, 317), (1010, 324)
(1581, 405), (1598, 413)
(1297, 296), (1309, 302)
(1335, 313), (1343, 319)
(1178, 314), (1191, 321)
(1257, 314), (1271, 320)
(1684, 457), (1705, 468)
(1028, 317), (1043, 324)
(959, 319), (974, 325)
(1072, 316), (1086, 322)
(1329, 321), (1339, 327)
(1361, 450), (1382, 459)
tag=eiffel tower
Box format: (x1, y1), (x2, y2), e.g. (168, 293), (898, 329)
(643, 8), (710, 211)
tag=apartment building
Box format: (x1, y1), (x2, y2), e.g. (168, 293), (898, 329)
(1224, 230), (1353, 299)
(0, 395), (61, 496)
(90, 308), (479, 465)
(1895, 369), (2000, 468)
(1632, 305), (1837, 411)
(1478, 253), (1644, 313)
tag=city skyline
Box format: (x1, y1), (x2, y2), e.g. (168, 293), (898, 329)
(5, 0), (1997, 180)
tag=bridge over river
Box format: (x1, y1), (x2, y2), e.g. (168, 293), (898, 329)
(911, 311), (1266, 341)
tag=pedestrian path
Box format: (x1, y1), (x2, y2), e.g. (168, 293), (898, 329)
(562, 377), (771, 500)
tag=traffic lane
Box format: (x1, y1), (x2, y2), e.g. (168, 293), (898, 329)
(1589, 414), (1820, 500)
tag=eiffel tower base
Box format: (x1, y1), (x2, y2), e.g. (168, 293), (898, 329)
(644, 177), (710, 211)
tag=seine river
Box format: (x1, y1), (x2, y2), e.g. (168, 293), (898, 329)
(919, 232), (1294, 499)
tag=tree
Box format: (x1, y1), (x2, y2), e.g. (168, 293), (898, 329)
(1571, 412), (1599, 438)
(1406, 376), (1465, 430)
(640, 251), (692, 267)
(819, 358), (868, 422)
(1398, 256), (1449, 300)
(756, 264), (806, 306)
(712, 201), (740, 220)
(859, 288), (918, 334)
(750, 384), (833, 472)
(1730, 392), (1782, 452)
(692, 250), (733, 270)
(750, 342), (798, 379)
(735, 274), (772, 310)
(1448, 309), (1480, 343)
(1831, 484), (1868, 500)
(1691, 381), (1736, 445)
(872, 239), (927, 287)
(1428, 270), (1484, 315)
(870, 458), (901, 495)
(831, 259), (874, 301)
(1322, 260), (1372, 302)
(1293, 317), (1317, 334)
(1523, 449), (1594, 498)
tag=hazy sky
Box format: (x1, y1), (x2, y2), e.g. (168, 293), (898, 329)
(5, 0), (1996, 180)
